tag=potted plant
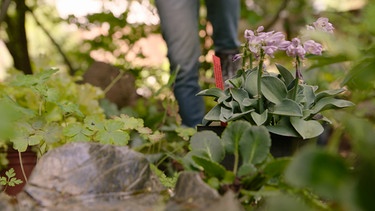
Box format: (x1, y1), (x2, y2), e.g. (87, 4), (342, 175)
(197, 17), (354, 156)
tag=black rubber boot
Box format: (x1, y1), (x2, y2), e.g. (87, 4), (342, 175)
(215, 50), (241, 87)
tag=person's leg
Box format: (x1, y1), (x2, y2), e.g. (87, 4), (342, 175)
(205, 0), (241, 82)
(155, 0), (205, 127)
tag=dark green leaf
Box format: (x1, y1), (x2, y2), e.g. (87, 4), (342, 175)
(222, 121), (252, 154)
(204, 104), (222, 122)
(238, 163), (257, 177)
(190, 131), (225, 162)
(285, 147), (350, 199)
(196, 88), (226, 99)
(239, 126), (271, 165)
(276, 63), (294, 86)
(192, 156), (227, 180)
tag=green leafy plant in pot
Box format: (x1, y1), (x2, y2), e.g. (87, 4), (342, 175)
(197, 18), (354, 155)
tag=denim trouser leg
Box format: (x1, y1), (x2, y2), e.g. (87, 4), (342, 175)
(155, 0), (205, 127)
(155, 0), (240, 127)
(205, 0), (241, 53)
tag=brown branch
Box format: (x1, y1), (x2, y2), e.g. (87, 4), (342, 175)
(26, 6), (76, 75)
(264, 0), (290, 31)
(0, 0), (11, 25)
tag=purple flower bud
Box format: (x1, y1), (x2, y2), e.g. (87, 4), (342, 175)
(232, 53), (242, 62)
(278, 40), (291, 50)
(303, 40), (323, 55)
(286, 38), (306, 58)
(262, 45), (278, 58)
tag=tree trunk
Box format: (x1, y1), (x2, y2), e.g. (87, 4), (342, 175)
(4, 0), (32, 74)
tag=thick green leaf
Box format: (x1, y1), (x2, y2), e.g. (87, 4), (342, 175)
(261, 76), (288, 104)
(267, 117), (300, 137)
(190, 131), (225, 162)
(244, 70), (258, 96)
(276, 63), (294, 86)
(225, 109), (254, 122)
(239, 126), (271, 165)
(222, 121), (252, 154)
(192, 156), (227, 180)
(196, 87), (226, 99)
(301, 84), (316, 109)
(251, 110), (268, 126)
(220, 106), (233, 122)
(312, 97), (354, 114)
(315, 88), (346, 101)
(230, 88), (249, 103)
(285, 147), (350, 199)
(204, 104), (222, 121)
(270, 99), (303, 117)
(290, 117), (324, 139)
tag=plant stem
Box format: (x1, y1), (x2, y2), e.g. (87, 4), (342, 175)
(18, 151), (28, 183)
(257, 51), (265, 113)
(103, 70), (125, 95)
(292, 56), (302, 100)
(242, 42), (248, 70)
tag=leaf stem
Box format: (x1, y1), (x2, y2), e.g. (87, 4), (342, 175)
(233, 151), (239, 175)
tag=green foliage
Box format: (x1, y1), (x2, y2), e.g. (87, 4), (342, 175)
(0, 168), (23, 190)
(183, 121), (291, 205)
(150, 164), (179, 189)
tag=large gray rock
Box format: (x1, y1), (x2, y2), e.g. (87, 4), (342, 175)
(1, 142), (244, 210)
(17, 142), (166, 210)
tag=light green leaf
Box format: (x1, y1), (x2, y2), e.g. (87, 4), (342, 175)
(115, 114), (144, 130)
(261, 76), (288, 104)
(270, 99), (303, 117)
(190, 131), (225, 162)
(290, 117), (324, 139)
(239, 126), (271, 165)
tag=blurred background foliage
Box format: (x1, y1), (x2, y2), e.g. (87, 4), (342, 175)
(0, 0), (373, 137)
(1, 0), (375, 209)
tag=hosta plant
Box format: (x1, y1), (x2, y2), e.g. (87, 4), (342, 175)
(197, 17), (354, 139)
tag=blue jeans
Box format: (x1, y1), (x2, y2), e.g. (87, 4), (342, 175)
(155, 0), (240, 127)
